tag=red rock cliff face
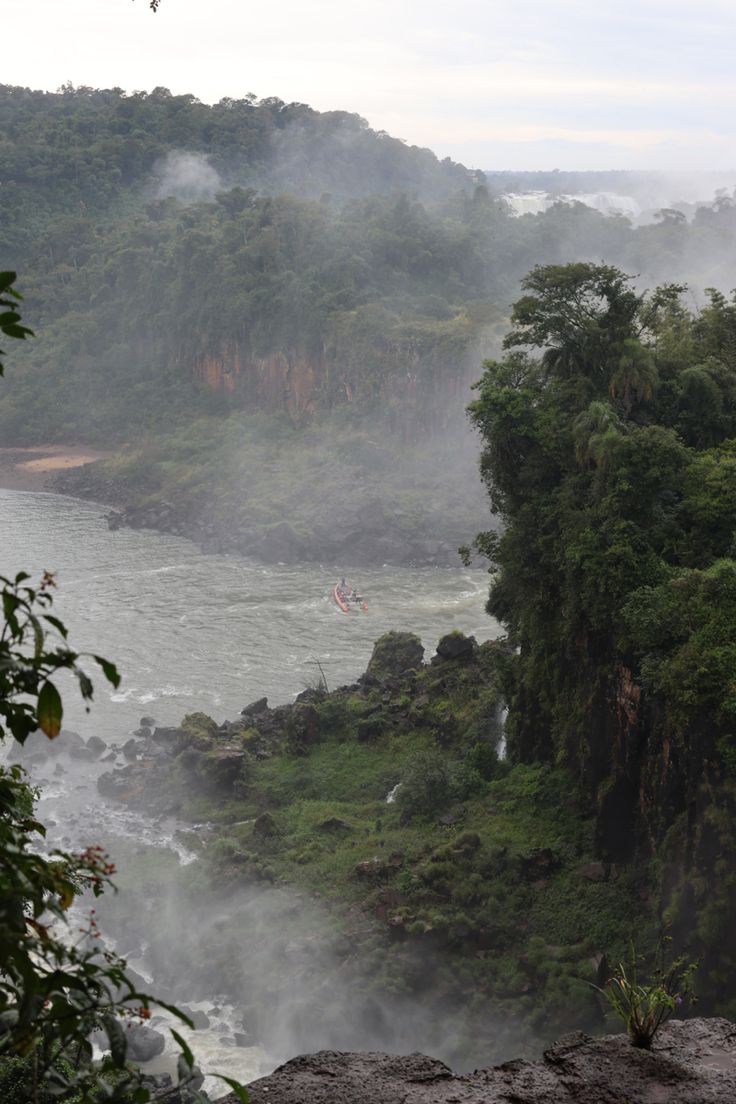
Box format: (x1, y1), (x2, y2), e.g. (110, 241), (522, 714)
(192, 343), (320, 424)
(191, 331), (481, 433)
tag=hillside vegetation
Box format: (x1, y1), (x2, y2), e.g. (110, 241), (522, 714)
(84, 262), (736, 1065)
(4, 86), (736, 563)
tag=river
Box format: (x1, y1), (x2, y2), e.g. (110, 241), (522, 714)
(1, 488), (498, 741)
(2, 487), (501, 1094)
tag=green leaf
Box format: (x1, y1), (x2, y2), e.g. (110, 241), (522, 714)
(38, 680), (63, 738)
(94, 654), (121, 689)
(213, 1074), (250, 1103)
(43, 614), (69, 639)
(171, 1028), (194, 1070)
(101, 1013), (128, 1067)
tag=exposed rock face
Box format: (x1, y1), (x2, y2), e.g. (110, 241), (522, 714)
(222, 1019), (736, 1104)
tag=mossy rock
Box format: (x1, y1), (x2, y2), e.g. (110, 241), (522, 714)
(367, 631), (424, 679)
(286, 703), (321, 754)
(196, 747), (248, 791)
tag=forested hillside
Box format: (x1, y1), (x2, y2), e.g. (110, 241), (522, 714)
(4, 85), (736, 563)
(470, 262), (736, 1007)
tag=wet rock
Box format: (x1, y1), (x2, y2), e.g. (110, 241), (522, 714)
(367, 632), (424, 679)
(295, 687), (326, 704)
(124, 1023), (165, 1062)
(98, 766), (136, 799)
(224, 1018), (736, 1104)
(86, 735), (107, 756)
(152, 726), (182, 746)
(61, 728), (85, 747)
(233, 1031), (250, 1047)
(122, 737), (139, 760)
(196, 747), (246, 790)
(241, 697), (269, 717)
(286, 703), (320, 754)
(434, 631), (477, 662)
(70, 745), (98, 761)
(140, 715), (157, 728)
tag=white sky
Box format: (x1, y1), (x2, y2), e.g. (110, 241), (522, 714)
(6, 0), (736, 171)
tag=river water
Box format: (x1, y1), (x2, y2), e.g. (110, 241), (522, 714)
(1, 488), (498, 741)
(2, 487), (501, 1093)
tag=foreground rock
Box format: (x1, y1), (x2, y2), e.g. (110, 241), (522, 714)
(223, 1019), (736, 1104)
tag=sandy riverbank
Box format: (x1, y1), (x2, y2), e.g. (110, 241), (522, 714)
(0, 447), (110, 492)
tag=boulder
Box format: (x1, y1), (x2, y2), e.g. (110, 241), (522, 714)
(124, 1023), (165, 1063)
(367, 632), (424, 679)
(140, 716), (157, 728)
(434, 631), (477, 662)
(152, 726), (182, 745)
(122, 737), (139, 760)
(70, 746), (98, 761)
(97, 766), (136, 799)
(318, 817), (353, 834)
(86, 735), (107, 756)
(196, 747), (247, 790)
(241, 697), (269, 718)
(286, 703), (320, 754)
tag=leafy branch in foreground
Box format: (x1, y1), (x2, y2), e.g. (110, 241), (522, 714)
(0, 272), (33, 377)
(0, 570), (120, 744)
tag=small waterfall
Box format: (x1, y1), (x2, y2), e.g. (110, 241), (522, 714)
(385, 782), (402, 804)
(497, 704), (508, 761)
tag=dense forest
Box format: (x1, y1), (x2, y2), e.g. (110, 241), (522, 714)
(470, 262), (736, 1006)
(3, 85), (736, 566)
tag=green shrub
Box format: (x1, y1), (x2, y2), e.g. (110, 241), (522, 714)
(396, 750), (452, 819)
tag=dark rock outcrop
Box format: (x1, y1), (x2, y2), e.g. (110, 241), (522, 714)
(434, 631), (477, 662)
(223, 1019), (736, 1104)
(367, 632), (424, 679)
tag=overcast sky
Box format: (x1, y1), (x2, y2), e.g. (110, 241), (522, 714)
(7, 0), (735, 171)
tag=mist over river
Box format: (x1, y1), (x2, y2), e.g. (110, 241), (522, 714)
(2, 489), (498, 743)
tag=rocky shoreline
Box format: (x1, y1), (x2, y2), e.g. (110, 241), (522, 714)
(228, 1018), (736, 1103)
(52, 459), (486, 569)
